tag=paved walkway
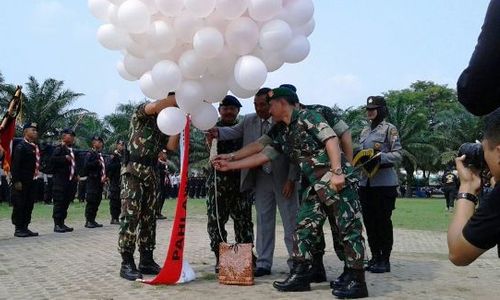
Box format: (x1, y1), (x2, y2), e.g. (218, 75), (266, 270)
(0, 211), (498, 299)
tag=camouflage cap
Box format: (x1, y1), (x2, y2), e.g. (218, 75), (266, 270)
(267, 87), (299, 105)
(366, 96), (386, 109)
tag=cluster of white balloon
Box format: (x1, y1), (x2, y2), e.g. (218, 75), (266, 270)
(89, 0), (314, 135)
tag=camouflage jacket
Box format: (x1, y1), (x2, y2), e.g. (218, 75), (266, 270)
(258, 109), (356, 205)
(122, 103), (168, 181)
(209, 119), (242, 182)
(303, 104), (349, 137)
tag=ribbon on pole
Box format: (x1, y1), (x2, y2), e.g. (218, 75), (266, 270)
(144, 115), (190, 285)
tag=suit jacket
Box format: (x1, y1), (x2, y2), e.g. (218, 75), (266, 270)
(218, 113), (299, 192)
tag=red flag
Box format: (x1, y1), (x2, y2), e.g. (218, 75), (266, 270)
(145, 115), (190, 285)
(0, 86), (22, 174)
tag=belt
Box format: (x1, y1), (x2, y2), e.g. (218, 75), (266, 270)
(129, 155), (156, 167)
(379, 163), (394, 169)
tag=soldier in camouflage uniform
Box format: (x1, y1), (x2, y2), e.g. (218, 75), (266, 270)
(118, 93), (179, 281)
(280, 83), (355, 286)
(213, 88), (368, 299)
(207, 95), (254, 273)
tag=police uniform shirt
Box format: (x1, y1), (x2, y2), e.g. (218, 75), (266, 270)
(463, 184), (500, 250)
(358, 121), (402, 187)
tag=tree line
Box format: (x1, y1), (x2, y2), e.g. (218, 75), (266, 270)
(0, 72), (482, 191)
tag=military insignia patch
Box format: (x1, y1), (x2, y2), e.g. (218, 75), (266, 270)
(374, 143), (381, 150)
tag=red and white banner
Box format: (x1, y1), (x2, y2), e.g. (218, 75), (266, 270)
(145, 115), (191, 285)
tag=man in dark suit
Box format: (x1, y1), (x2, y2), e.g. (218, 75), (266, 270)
(83, 136), (106, 228)
(11, 122), (40, 237)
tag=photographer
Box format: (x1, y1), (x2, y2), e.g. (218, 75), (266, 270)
(447, 107), (500, 265)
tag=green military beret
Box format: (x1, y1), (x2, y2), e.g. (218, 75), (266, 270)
(267, 87), (299, 104)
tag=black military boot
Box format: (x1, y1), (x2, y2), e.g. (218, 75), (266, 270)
(139, 250), (162, 275)
(309, 253), (327, 283)
(330, 266), (348, 289)
(120, 252), (143, 281)
(365, 251), (380, 272)
(14, 226), (29, 238)
(273, 261), (311, 292)
(370, 254), (390, 273)
(332, 269), (368, 299)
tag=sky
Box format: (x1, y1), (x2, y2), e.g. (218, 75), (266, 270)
(0, 0), (491, 117)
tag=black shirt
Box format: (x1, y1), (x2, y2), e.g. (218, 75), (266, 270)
(463, 183), (500, 250)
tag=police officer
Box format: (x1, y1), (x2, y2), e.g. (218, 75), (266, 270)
(357, 96), (403, 274)
(11, 122), (39, 237)
(441, 167), (459, 211)
(207, 95), (254, 273)
(51, 128), (78, 233)
(83, 136), (106, 228)
(107, 140), (124, 224)
(118, 94), (179, 281)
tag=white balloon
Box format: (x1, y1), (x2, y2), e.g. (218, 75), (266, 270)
(282, 0), (314, 26)
(292, 17), (315, 37)
(141, 0), (159, 14)
(157, 107), (187, 135)
(281, 34), (310, 63)
(107, 3), (120, 24)
(184, 0), (216, 18)
(124, 53), (153, 77)
(174, 12), (205, 43)
(253, 47), (284, 72)
(200, 75), (229, 103)
(156, 0), (184, 17)
(234, 55), (267, 90)
(149, 20), (176, 53)
(97, 24), (131, 50)
(228, 75), (258, 99)
(176, 80), (205, 113)
(88, 0), (111, 21)
(248, 0), (282, 22)
(207, 46), (238, 78)
(139, 72), (170, 99)
(205, 9), (229, 32)
(178, 49), (208, 79)
(225, 17), (259, 55)
(191, 102), (218, 130)
(117, 0), (151, 33)
(117, 60), (138, 81)
(259, 19), (292, 51)
(216, 0), (247, 20)
(151, 60), (182, 91)
(109, 0), (125, 4)
(193, 27), (224, 59)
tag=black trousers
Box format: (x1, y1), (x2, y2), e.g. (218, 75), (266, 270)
(52, 180), (77, 225)
(443, 187), (457, 209)
(359, 186), (398, 259)
(109, 189), (121, 219)
(85, 179), (103, 222)
(155, 180), (166, 216)
(44, 177), (53, 204)
(11, 180), (36, 229)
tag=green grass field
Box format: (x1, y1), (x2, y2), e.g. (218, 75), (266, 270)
(0, 197), (453, 232)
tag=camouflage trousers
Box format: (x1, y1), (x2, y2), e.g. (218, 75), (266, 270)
(118, 173), (157, 254)
(293, 184), (365, 269)
(317, 203), (346, 262)
(206, 174), (254, 253)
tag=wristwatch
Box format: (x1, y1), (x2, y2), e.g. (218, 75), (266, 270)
(229, 153), (235, 161)
(456, 192), (479, 205)
(330, 167), (344, 176)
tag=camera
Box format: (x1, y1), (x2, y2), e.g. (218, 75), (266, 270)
(458, 143), (486, 170)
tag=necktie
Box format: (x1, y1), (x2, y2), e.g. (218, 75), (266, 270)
(69, 147), (75, 181)
(261, 120), (272, 174)
(99, 153), (106, 183)
(26, 140), (40, 180)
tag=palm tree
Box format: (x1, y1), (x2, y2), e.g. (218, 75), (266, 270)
(21, 76), (88, 140)
(73, 114), (111, 149)
(104, 102), (137, 146)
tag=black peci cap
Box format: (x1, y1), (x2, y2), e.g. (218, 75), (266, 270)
(219, 95), (242, 108)
(23, 122), (38, 130)
(91, 136), (104, 143)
